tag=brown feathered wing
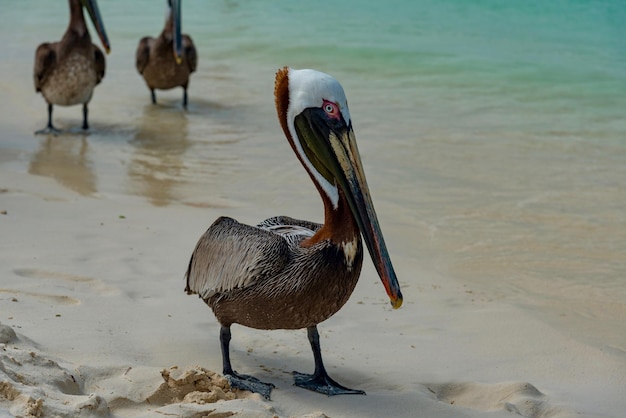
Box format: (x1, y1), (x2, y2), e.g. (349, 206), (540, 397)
(185, 216), (292, 301)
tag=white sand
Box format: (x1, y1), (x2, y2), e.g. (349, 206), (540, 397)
(1, 166), (624, 418)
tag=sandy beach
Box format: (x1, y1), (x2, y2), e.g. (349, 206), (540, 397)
(2, 1), (626, 417)
(2, 157), (625, 417)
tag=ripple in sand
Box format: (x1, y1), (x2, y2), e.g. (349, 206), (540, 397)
(0, 289), (80, 305)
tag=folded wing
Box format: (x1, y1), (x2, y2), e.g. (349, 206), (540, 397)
(185, 216), (292, 301)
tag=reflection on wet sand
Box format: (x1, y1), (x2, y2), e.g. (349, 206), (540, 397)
(29, 135), (97, 196)
(128, 106), (190, 206)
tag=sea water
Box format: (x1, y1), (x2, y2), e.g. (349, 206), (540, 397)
(0, 0), (625, 353)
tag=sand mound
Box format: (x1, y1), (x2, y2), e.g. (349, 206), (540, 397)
(428, 381), (566, 417)
(0, 339), (108, 417)
(146, 366), (241, 405)
(142, 367), (278, 418)
(0, 330), (280, 417)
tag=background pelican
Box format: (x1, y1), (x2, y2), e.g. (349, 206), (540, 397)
(33, 0), (110, 134)
(135, 0), (197, 109)
(185, 67), (403, 399)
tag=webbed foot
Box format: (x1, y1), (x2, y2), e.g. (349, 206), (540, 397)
(35, 126), (62, 136)
(225, 372), (275, 400)
(293, 371), (365, 396)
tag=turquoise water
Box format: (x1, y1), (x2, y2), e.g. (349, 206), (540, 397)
(187, 0), (626, 137)
(4, 0), (626, 141)
(1, 0), (625, 352)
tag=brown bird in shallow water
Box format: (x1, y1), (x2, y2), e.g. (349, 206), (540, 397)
(34, 0), (110, 134)
(135, 0), (197, 109)
(185, 67), (403, 399)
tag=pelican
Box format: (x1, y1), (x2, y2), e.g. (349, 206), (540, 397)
(135, 0), (197, 109)
(34, 0), (110, 134)
(185, 67), (403, 399)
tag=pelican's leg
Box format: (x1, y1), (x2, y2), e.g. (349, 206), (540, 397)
(182, 86), (188, 110)
(151, 89), (156, 105)
(293, 326), (365, 396)
(35, 103), (61, 135)
(82, 103), (89, 130)
(220, 325), (274, 400)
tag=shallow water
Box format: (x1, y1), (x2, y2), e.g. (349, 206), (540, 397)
(1, 0), (625, 355)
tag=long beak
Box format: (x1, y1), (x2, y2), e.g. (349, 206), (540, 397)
(82, 0), (110, 54)
(171, 0), (183, 64)
(295, 111), (403, 309)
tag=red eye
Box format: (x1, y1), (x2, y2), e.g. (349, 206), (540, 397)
(322, 100), (340, 120)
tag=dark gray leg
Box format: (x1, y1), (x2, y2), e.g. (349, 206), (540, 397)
(82, 103), (89, 130)
(182, 87), (188, 110)
(48, 103), (54, 129)
(35, 103), (60, 135)
(220, 325), (274, 399)
(151, 89), (156, 104)
(220, 326), (234, 375)
(293, 326), (365, 396)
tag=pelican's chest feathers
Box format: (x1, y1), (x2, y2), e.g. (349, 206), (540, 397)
(42, 51), (98, 106)
(340, 237), (360, 271)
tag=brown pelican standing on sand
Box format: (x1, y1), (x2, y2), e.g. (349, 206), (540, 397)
(185, 67), (403, 399)
(34, 0), (110, 134)
(135, 0), (197, 109)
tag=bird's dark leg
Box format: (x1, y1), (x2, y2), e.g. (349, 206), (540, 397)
(82, 103), (89, 130)
(151, 89), (156, 104)
(182, 86), (188, 110)
(293, 326), (365, 396)
(220, 325), (274, 400)
(220, 326), (235, 375)
(35, 103), (61, 135)
(48, 103), (55, 129)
